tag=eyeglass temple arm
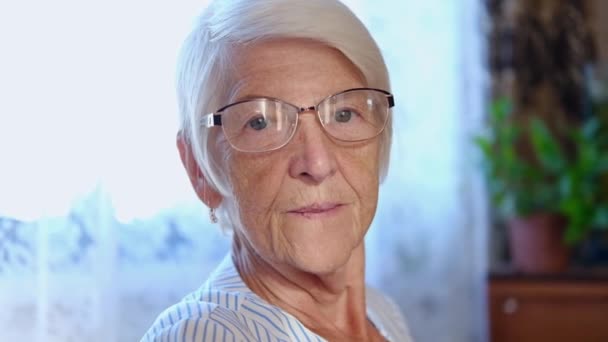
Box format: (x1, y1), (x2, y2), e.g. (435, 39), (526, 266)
(203, 113), (223, 127)
(387, 95), (395, 108)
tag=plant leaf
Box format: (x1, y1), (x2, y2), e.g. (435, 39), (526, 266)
(529, 117), (565, 173)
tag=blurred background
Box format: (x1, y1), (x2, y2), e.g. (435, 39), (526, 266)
(0, 0), (606, 341)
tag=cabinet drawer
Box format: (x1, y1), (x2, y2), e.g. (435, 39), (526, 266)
(489, 279), (608, 342)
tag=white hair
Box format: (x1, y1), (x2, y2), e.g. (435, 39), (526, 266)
(176, 0), (392, 231)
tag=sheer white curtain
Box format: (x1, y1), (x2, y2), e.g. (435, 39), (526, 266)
(359, 1), (488, 341)
(0, 1), (487, 341)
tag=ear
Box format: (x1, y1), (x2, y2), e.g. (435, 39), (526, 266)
(177, 132), (223, 208)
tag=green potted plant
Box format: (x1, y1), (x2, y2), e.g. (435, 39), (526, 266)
(477, 96), (608, 272)
(475, 98), (570, 273)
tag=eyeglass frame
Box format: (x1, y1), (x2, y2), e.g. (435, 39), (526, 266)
(202, 87), (395, 152)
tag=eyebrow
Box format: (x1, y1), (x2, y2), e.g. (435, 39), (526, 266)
(232, 93), (327, 107)
(231, 93), (304, 108)
(233, 94), (271, 102)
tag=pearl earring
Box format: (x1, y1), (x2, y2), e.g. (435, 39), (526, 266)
(209, 207), (218, 223)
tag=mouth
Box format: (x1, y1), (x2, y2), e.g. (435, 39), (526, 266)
(287, 203), (345, 218)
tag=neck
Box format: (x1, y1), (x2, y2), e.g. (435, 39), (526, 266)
(232, 233), (374, 340)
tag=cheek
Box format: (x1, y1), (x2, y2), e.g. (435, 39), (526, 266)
(227, 153), (293, 258)
(228, 153), (287, 220)
(341, 144), (382, 233)
(342, 143), (381, 195)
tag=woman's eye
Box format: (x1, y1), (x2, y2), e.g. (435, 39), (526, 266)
(247, 116), (268, 130)
(334, 109), (354, 123)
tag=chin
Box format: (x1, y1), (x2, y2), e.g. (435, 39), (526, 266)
(286, 238), (358, 276)
(274, 214), (364, 274)
(291, 252), (352, 275)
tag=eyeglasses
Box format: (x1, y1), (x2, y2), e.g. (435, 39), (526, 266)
(203, 87), (394, 153)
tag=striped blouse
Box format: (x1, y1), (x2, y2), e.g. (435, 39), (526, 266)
(141, 254), (413, 342)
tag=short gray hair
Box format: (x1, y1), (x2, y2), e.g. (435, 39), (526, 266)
(176, 0), (392, 230)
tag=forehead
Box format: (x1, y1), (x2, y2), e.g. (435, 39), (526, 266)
(229, 39), (366, 105)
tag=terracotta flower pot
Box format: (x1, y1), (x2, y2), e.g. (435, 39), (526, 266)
(508, 213), (571, 273)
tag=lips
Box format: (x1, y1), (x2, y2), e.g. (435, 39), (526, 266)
(288, 203), (343, 217)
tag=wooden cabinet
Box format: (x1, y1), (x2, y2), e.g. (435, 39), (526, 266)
(488, 274), (608, 342)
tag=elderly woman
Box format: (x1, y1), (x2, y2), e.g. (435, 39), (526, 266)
(142, 0), (411, 341)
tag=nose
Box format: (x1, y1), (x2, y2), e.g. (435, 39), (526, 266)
(287, 112), (337, 184)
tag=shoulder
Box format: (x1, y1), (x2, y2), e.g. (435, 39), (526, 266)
(366, 287), (414, 342)
(140, 295), (257, 342)
(142, 254), (291, 342)
(141, 288), (300, 342)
